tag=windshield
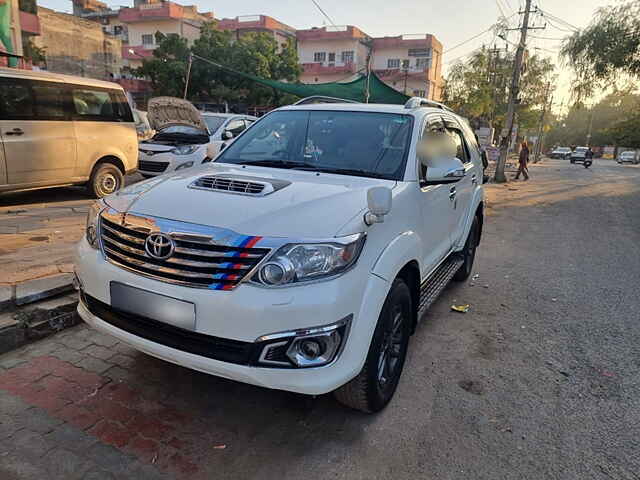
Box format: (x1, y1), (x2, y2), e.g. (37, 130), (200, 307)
(215, 110), (413, 180)
(576, 147), (588, 152)
(556, 147), (570, 152)
(204, 116), (227, 134)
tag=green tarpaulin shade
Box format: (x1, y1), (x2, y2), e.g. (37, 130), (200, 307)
(192, 54), (411, 104)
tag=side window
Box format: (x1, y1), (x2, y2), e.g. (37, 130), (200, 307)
(71, 87), (131, 122)
(0, 80), (35, 120)
(447, 129), (471, 164)
(226, 119), (246, 137)
(418, 117), (456, 181)
(243, 119), (255, 129)
(32, 83), (67, 119)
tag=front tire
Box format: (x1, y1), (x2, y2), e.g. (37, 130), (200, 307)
(453, 216), (479, 282)
(87, 163), (124, 198)
(333, 279), (412, 413)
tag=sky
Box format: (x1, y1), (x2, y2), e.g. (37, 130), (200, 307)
(38, 0), (609, 107)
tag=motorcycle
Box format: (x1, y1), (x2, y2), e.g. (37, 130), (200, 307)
(584, 159), (592, 168)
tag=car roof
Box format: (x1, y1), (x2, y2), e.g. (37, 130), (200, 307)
(0, 67), (125, 90)
(277, 102), (446, 117)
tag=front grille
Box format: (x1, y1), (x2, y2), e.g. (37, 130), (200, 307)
(100, 215), (270, 290)
(138, 160), (169, 173)
(190, 175), (268, 195)
(81, 293), (255, 365)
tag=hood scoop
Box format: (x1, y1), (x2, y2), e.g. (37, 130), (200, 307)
(189, 174), (290, 197)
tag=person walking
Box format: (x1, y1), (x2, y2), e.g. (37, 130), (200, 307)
(514, 140), (530, 180)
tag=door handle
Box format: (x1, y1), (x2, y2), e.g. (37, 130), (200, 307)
(4, 128), (24, 136)
(449, 187), (456, 200)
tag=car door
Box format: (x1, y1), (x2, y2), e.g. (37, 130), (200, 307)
(443, 115), (480, 247)
(0, 77), (76, 186)
(416, 115), (456, 277)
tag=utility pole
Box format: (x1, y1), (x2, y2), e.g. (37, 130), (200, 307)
(585, 106), (594, 146)
(533, 82), (552, 163)
(494, 0), (535, 182)
(183, 53), (193, 100)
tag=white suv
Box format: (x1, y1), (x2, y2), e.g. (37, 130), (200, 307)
(75, 97), (484, 412)
(137, 97), (256, 177)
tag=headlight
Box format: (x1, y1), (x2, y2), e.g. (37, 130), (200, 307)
(85, 201), (104, 249)
(254, 234), (365, 287)
(175, 161), (195, 171)
(172, 145), (199, 155)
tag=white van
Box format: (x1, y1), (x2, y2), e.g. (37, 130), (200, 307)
(0, 68), (138, 198)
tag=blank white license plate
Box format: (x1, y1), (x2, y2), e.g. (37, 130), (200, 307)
(110, 282), (196, 331)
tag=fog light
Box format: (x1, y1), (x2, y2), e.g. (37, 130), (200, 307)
(299, 339), (324, 359)
(287, 330), (341, 367)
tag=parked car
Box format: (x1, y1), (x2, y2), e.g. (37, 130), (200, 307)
(137, 97), (256, 178)
(75, 96), (484, 413)
(0, 67), (137, 198)
(617, 150), (638, 164)
(570, 146), (589, 163)
(549, 146), (572, 159)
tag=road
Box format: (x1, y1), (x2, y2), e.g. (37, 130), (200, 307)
(1, 158), (639, 479)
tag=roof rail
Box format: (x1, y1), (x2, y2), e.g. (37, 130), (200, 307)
(404, 97), (453, 112)
(293, 96), (359, 105)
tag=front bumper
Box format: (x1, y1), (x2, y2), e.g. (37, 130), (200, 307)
(138, 149), (206, 176)
(75, 238), (389, 394)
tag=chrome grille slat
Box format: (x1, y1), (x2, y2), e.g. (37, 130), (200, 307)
(100, 215), (269, 290)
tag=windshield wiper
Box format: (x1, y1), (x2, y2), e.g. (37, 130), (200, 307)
(235, 160), (317, 169)
(303, 167), (388, 179)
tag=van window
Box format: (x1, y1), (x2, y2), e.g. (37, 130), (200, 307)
(32, 83), (67, 119)
(0, 81), (35, 119)
(71, 87), (132, 122)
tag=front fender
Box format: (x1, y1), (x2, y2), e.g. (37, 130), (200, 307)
(371, 231), (422, 282)
(454, 186), (484, 250)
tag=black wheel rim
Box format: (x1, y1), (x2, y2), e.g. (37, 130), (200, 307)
(377, 304), (405, 390)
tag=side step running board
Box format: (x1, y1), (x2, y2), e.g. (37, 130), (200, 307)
(418, 254), (464, 318)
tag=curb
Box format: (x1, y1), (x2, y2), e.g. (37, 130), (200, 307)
(0, 273), (74, 313)
(0, 292), (80, 355)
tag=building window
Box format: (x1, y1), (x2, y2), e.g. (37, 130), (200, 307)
(413, 89), (426, 97)
(387, 58), (400, 69)
(341, 51), (354, 63)
(314, 52), (326, 62)
(416, 58), (430, 69)
(402, 59), (410, 69)
(328, 52), (336, 62)
(142, 34), (154, 46)
(408, 48), (430, 57)
(114, 25), (124, 35)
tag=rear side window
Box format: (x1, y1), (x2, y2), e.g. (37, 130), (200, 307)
(71, 87), (133, 122)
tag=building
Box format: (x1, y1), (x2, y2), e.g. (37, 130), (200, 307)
(218, 15), (296, 47)
(0, 0), (41, 68)
(296, 25), (371, 84)
(118, 1), (213, 69)
(372, 34), (443, 101)
(34, 7), (121, 80)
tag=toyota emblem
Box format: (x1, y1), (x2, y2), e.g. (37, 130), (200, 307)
(144, 233), (175, 260)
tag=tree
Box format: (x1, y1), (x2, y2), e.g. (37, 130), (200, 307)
(442, 48), (555, 137)
(136, 22), (301, 106)
(561, 1), (640, 100)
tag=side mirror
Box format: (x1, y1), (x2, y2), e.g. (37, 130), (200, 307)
(364, 186), (392, 226)
(422, 156), (466, 184)
(222, 131), (233, 140)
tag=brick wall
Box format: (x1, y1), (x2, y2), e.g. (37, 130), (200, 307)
(35, 7), (122, 80)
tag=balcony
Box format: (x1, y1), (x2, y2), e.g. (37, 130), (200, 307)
(19, 11), (40, 35)
(302, 62), (357, 75)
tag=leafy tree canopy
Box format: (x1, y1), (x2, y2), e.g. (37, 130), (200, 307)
(561, 0), (640, 99)
(136, 22), (301, 106)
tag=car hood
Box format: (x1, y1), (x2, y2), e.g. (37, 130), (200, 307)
(104, 163), (395, 238)
(147, 96), (208, 134)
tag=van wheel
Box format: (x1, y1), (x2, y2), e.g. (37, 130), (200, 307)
(453, 215), (479, 282)
(87, 163), (124, 198)
(333, 278), (412, 413)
